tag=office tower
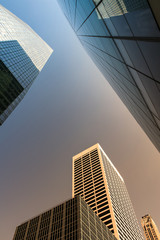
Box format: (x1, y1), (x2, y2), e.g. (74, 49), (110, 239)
(58, 0), (160, 152)
(13, 196), (117, 240)
(141, 214), (160, 240)
(73, 143), (144, 240)
(0, 4), (53, 125)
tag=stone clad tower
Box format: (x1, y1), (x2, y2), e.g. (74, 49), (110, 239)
(141, 214), (160, 240)
(73, 143), (144, 240)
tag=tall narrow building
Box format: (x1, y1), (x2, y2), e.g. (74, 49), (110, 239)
(0, 4), (53, 125)
(141, 214), (160, 240)
(73, 143), (144, 240)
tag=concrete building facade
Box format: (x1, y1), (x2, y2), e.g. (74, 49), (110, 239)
(141, 214), (160, 240)
(73, 143), (144, 240)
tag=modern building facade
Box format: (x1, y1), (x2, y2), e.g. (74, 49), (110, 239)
(141, 214), (160, 240)
(59, 0), (160, 152)
(13, 195), (117, 240)
(73, 143), (144, 240)
(0, 4), (53, 125)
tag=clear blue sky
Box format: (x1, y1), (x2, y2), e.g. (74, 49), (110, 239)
(0, 1), (160, 239)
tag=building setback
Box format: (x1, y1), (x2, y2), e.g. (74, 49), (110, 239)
(141, 214), (160, 240)
(73, 143), (144, 240)
(13, 195), (117, 240)
(58, 0), (160, 152)
(0, 4), (53, 125)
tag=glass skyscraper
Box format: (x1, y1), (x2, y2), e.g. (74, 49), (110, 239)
(0, 4), (53, 125)
(73, 143), (144, 239)
(58, 0), (160, 152)
(13, 196), (117, 240)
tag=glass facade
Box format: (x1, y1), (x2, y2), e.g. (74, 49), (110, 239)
(0, 4), (53, 125)
(13, 196), (117, 240)
(0, 59), (24, 115)
(73, 143), (144, 240)
(58, 0), (160, 152)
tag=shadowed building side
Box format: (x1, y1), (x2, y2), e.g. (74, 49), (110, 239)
(0, 60), (24, 117)
(0, 40), (39, 124)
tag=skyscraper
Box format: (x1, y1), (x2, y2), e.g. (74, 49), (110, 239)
(141, 214), (160, 240)
(13, 196), (117, 240)
(58, 0), (160, 152)
(0, 4), (53, 125)
(73, 143), (144, 240)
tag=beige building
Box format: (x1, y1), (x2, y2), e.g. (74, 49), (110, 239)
(72, 143), (144, 240)
(141, 214), (160, 240)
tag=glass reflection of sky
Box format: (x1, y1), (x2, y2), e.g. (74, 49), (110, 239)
(59, 0), (160, 151)
(0, 5), (53, 124)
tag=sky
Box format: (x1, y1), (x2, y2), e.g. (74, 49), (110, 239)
(0, 0), (160, 239)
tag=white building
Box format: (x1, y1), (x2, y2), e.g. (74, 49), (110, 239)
(141, 214), (160, 240)
(73, 143), (144, 240)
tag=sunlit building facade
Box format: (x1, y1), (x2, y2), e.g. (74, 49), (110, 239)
(13, 196), (117, 240)
(0, 4), (53, 125)
(59, 0), (160, 152)
(73, 143), (144, 240)
(141, 214), (160, 240)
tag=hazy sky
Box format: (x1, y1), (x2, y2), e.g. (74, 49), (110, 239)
(0, 1), (160, 239)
